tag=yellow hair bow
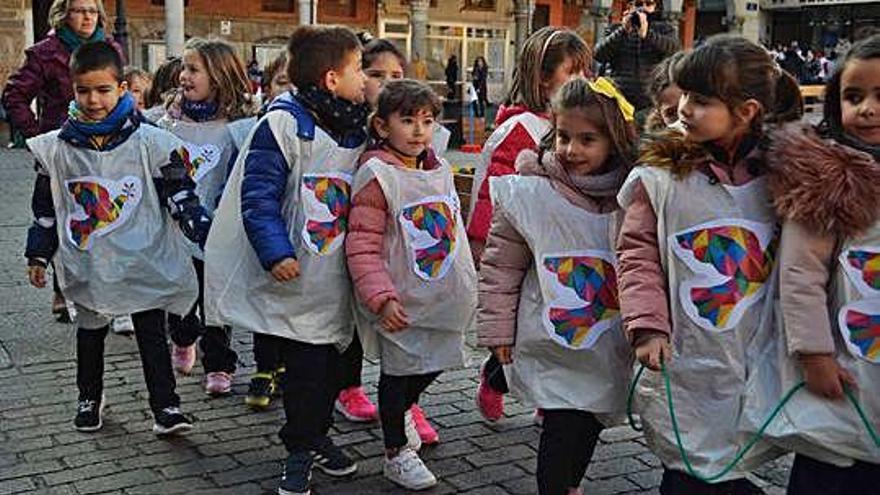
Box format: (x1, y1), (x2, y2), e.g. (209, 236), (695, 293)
(588, 77), (635, 122)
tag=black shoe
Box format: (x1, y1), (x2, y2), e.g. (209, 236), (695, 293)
(310, 437), (357, 477)
(245, 373), (274, 410)
(152, 406), (193, 436)
(74, 395), (104, 432)
(279, 450), (312, 495)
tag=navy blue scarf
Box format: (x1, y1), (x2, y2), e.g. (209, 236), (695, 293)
(61, 92), (140, 150)
(297, 85), (369, 144)
(181, 98), (220, 122)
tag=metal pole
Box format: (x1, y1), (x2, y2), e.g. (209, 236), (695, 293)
(165, 0), (185, 58)
(114, 0), (129, 61)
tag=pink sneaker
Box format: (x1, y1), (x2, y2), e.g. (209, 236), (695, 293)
(567, 487), (584, 495)
(335, 386), (378, 422)
(171, 344), (196, 375)
(475, 360), (504, 422)
(204, 371), (233, 395)
(409, 404), (439, 445)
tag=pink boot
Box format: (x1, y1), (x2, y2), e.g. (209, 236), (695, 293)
(409, 404), (439, 445)
(335, 386), (378, 422)
(171, 344), (196, 375)
(204, 371), (233, 395)
(475, 359), (504, 422)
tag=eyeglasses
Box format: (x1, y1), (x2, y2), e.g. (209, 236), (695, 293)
(633, 0), (656, 6)
(68, 7), (100, 17)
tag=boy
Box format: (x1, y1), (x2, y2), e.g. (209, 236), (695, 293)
(25, 41), (210, 435)
(204, 26), (368, 495)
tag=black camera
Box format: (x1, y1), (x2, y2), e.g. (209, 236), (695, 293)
(630, 7), (646, 30)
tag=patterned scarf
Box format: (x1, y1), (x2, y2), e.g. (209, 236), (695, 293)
(296, 84), (369, 144)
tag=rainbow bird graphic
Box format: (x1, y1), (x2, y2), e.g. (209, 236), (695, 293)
(178, 144), (220, 183)
(302, 176), (351, 255)
(543, 255), (619, 348)
(675, 224), (776, 329)
(846, 250), (880, 292)
(842, 309), (880, 363)
(400, 201), (457, 280)
(66, 177), (141, 250)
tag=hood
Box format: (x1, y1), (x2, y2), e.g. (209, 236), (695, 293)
(768, 123), (880, 238)
(494, 104), (538, 127)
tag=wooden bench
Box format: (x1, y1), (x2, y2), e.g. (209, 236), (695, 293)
(800, 85), (824, 116)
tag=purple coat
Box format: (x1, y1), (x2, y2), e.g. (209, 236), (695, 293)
(2, 32), (125, 138)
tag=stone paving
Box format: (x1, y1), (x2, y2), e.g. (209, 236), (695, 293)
(0, 149), (792, 494)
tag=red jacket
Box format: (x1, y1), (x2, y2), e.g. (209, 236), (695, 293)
(2, 33), (125, 138)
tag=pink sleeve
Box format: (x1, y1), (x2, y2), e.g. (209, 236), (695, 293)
(616, 180), (672, 342)
(466, 122), (536, 245)
(346, 179), (399, 314)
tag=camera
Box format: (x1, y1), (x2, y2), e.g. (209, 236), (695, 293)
(630, 7), (646, 30)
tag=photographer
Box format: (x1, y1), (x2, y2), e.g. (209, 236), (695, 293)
(594, 0), (679, 112)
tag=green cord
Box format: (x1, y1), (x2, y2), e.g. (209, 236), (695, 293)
(625, 362), (880, 482)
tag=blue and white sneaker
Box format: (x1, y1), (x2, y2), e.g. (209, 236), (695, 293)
(310, 437), (357, 477)
(279, 450), (313, 495)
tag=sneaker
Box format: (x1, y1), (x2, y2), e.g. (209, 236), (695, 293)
(273, 366), (286, 397)
(171, 343), (196, 375)
(335, 386), (378, 422)
(111, 315), (135, 336)
(567, 487), (584, 495)
(245, 372), (275, 410)
(204, 371), (233, 395)
(309, 437), (357, 477)
(409, 404), (439, 445)
(533, 409), (544, 427)
(404, 410), (422, 452)
(279, 451), (313, 495)
(475, 358), (504, 422)
(383, 448), (437, 490)
(74, 395), (105, 432)
(152, 406), (193, 435)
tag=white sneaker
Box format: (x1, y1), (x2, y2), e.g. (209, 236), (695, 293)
(383, 448), (437, 490)
(404, 410), (422, 452)
(111, 315), (134, 335)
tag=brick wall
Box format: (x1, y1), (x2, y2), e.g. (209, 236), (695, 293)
(0, 0), (30, 89)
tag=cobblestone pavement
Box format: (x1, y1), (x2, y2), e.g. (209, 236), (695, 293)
(0, 149), (791, 494)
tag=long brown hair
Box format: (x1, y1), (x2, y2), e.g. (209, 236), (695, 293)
(504, 27), (591, 112)
(541, 78), (638, 174)
(172, 38), (257, 121)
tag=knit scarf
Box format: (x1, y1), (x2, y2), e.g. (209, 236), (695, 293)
(66, 91), (136, 136)
(181, 98), (220, 123)
(57, 25), (105, 53)
(296, 84), (369, 143)
(838, 132), (880, 163)
(518, 149), (626, 212)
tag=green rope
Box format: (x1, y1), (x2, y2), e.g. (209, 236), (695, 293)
(625, 362), (880, 483)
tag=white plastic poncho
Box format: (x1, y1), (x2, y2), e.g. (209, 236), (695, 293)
(26, 126), (197, 316)
(618, 166), (782, 481)
(227, 116), (258, 151)
(353, 157), (476, 376)
(204, 110), (362, 349)
(491, 175), (632, 416)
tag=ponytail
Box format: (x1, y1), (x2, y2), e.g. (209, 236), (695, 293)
(767, 70), (803, 125)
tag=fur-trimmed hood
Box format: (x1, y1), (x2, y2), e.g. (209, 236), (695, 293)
(767, 123), (880, 238)
(638, 128), (764, 179)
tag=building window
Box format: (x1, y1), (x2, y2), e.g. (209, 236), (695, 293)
(401, 0), (439, 6)
(262, 0), (295, 12)
(462, 0), (496, 10)
(150, 0), (190, 5)
(323, 0), (357, 17)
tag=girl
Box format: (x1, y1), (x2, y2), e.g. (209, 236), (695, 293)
(143, 56), (181, 122)
(157, 38), (256, 395)
(763, 34), (880, 494)
(469, 26), (591, 422)
(644, 52), (685, 133)
(477, 77), (637, 495)
(347, 79), (476, 490)
(616, 34), (802, 494)
(124, 66), (152, 111)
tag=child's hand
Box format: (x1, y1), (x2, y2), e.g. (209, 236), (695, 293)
(271, 258), (300, 282)
(491, 345), (513, 364)
(634, 334), (671, 371)
(380, 299), (409, 332)
(27, 264), (47, 288)
(799, 354), (857, 400)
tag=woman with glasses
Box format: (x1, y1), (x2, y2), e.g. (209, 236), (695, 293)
(2, 0), (125, 323)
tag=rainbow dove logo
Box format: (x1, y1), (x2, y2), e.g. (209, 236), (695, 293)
(399, 198), (458, 281)
(179, 143), (221, 183)
(842, 248), (880, 296)
(541, 252), (620, 349)
(838, 298), (880, 363)
(64, 176), (143, 250)
(672, 220), (776, 331)
(301, 174), (352, 256)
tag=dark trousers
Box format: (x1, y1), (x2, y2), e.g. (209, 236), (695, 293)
(483, 353), (509, 394)
(253, 333), (284, 373)
(537, 410), (604, 495)
(787, 454), (880, 495)
(338, 334), (364, 389)
(168, 258), (237, 373)
(378, 371), (441, 449)
(278, 338), (343, 453)
(77, 309), (179, 414)
(659, 469), (764, 495)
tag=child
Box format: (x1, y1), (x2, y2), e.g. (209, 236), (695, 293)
(616, 34), (803, 494)
(470, 26), (591, 422)
(157, 38), (255, 395)
(644, 52), (685, 133)
(347, 79), (476, 490)
(237, 52), (292, 410)
(143, 57), (181, 122)
(124, 66), (152, 111)
(24, 41), (209, 435)
(205, 25), (367, 495)
(478, 77), (637, 495)
(763, 34), (880, 494)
